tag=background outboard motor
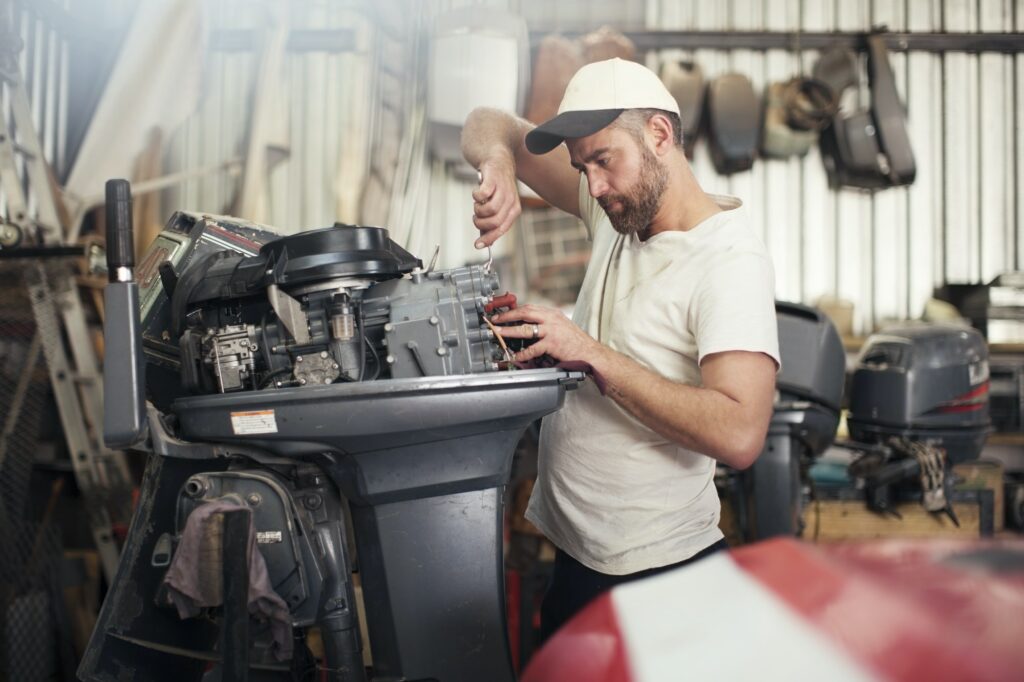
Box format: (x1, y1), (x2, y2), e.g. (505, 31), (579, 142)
(744, 301), (846, 539)
(846, 323), (990, 520)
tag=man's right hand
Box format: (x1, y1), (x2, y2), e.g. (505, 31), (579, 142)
(462, 106), (581, 246)
(472, 154), (522, 249)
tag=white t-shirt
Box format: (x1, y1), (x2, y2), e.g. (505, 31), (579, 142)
(525, 177), (780, 575)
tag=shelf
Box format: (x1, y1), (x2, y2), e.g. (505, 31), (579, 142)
(988, 433), (1024, 447)
(841, 336), (1024, 355)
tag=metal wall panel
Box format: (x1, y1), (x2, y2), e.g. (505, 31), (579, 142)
(800, 1), (839, 310)
(165, 0), (374, 234)
(155, 0), (1022, 335)
(905, 0), (943, 324)
(643, 0), (1024, 334)
(5, 1), (71, 219)
(871, 0), (909, 325)
(1019, 0), (1024, 271)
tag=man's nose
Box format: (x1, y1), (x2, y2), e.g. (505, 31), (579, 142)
(587, 173), (608, 198)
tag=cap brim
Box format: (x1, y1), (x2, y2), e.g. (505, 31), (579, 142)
(524, 109), (624, 154)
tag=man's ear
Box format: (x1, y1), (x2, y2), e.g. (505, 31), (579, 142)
(646, 113), (675, 155)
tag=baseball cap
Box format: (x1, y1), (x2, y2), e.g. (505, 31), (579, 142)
(525, 58), (681, 155)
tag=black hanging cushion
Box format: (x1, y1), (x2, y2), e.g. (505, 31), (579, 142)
(706, 73), (761, 174)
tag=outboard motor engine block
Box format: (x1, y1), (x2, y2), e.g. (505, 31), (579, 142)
(847, 323), (990, 517)
(848, 323), (990, 457)
(139, 212), (509, 407)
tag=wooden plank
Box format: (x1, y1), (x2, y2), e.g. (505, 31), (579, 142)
(800, 499), (982, 542)
(987, 432), (1024, 445)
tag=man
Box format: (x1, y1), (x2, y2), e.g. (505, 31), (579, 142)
(461, 58), (779, 640)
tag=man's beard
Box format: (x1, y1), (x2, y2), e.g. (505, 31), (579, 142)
(598, 144), (668, 238)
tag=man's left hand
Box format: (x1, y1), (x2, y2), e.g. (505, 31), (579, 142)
(489, 304), (603, 364)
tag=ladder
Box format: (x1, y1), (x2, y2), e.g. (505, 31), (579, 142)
(0, 20), (131, 583)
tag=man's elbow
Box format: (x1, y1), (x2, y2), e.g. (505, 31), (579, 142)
(719, 430), (767, 470)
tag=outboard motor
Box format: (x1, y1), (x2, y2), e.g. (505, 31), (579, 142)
(846, 323), (990, 520)
(745, 301), (846, 539)
(136, 211), (514, 407)
(81, 187), (583, 682)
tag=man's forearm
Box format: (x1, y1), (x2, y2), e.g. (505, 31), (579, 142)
(461, 107), (580, 221)
(461, 107), (530, 169)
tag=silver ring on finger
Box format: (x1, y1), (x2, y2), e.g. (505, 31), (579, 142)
(531, 323), (540, 339)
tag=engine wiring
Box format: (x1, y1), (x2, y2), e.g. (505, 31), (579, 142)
(482, 314), (515, 367)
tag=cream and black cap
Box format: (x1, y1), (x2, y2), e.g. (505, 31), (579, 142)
(525, 57), (681, 154)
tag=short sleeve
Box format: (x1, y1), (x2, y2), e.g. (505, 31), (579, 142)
(692, 250), (780, 367)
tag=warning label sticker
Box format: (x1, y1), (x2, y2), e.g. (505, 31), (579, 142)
(230, 409), (278, 435)
(257, 531), (283, 544)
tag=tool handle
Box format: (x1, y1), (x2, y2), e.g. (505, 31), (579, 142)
(105, 179), (134, 279)
(102, 178), (146, 447)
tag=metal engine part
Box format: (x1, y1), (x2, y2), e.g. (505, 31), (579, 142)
(181, 262), (501, 393)
(175, 466), (353, 630)
(138, 213), (510, 402)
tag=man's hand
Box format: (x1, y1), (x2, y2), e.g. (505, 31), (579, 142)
(491, 303), (776, 469)
(490, 304), (602, 364)
(472, 154), (522, 249)
(462, 107), (581, 241)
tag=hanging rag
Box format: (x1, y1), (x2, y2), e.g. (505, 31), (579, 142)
(163, 498), (293, 661)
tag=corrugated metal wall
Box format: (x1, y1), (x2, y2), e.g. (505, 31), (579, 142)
(164, 0), (375, 234)
(155, 0), (1022, 335)
(5, 0), (137, 188)
(3, 1), (73, 223)
(385, 0), (1024, 333)
(641, 0), (1022, 334)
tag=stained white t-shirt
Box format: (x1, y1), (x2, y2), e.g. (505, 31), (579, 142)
(525, 177), (780, 575)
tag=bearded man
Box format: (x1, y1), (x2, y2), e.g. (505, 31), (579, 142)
(461, 58), (780, 640)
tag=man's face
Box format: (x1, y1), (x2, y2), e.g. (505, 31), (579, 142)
(567, 126), (668, 238)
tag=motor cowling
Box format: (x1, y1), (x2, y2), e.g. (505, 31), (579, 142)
(847, 322), (990, 463)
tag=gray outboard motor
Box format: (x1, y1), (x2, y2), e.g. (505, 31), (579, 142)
(846, 323), (990, 519)
(745, 301), (845, 539)
(80, 183), (583, 682)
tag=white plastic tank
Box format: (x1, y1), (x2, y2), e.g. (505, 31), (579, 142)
(427, 7), (529, 177)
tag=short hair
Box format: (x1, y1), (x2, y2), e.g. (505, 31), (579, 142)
(610, 108), (684, 150)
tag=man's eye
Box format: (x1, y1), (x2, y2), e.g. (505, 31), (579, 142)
(597, 158), (610, 167)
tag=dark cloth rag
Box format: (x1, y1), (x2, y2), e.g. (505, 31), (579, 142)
(163, 498), (293, 661)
